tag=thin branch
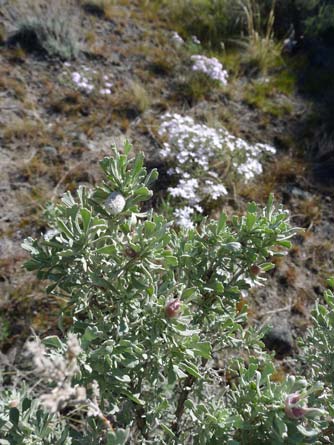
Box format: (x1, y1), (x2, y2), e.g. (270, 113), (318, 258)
(171, 358), (208, 437)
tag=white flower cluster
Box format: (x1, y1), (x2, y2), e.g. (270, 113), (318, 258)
(159, 113), (276, 228)
(62, 63), (113, 95)
(191, 55), (228, 86)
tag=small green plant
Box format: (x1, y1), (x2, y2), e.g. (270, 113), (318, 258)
(243, 78), (294, 117)
(4, 0), (82, 60)
(176, 71), (220, 103)
(5, 141), (328, 444)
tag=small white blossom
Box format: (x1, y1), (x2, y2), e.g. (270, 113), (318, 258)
(71, 72), (81, 83)
(168, 178), (200, 203)
(64, 64), (114, 96)
(204, 181), (228, 200)
(171, 31), (184, 46)
(100, 88), (112, 95)
(192, 35), (201, 45)
(173, 206), (195, 229)
(44, 229), (59, 241)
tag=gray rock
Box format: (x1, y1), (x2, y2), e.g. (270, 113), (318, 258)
(263, 320), (293, 358)
(42, 146), (58, 161)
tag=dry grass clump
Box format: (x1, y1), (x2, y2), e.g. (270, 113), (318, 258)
(2, 118), (45, 143)
(48, 91), (90, 116)
(147, 47), (176, 76)
(128, 80), (151, 113)
(0, 273), (61, 349)
(243, 78), (294, 117)
(173, 72), (221, 105)
(19, 154), (58, 183)
(238, 0), (282, 74)
(239, 155), (306, 202)
(0, 75), (26, 100)
(0, 23), (6, 45)
(109, 80), (151, 117)
(3, 0), (83, 60)
(295, 196), (322, 229)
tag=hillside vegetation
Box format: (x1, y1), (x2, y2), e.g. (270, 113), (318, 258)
(1, 1), (334, 444)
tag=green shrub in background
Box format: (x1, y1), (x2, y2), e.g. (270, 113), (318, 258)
(236, 0), (283, 73)
(155, 0), (280, 50)
(158, 0), (334, 54)
(156, 0), (242, 49)
(157, 0), (282, 73)
(303, 2), (334, 43)
(0, 142), (332, 444)
(273, 0), (334, 43)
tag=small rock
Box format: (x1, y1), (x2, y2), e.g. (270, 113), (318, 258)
(42, 146), (58, 161)
(78, 133), (89, 145)
(263, 320), (293, 358)
(290, 187), (311, 200)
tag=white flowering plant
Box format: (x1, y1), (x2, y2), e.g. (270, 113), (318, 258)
(1, 142), (333, 444)
(190, 55), (228, 87)
(59, 63), (113, 96)
(159, 113), (276, 228)
(178, 54), (228, 103)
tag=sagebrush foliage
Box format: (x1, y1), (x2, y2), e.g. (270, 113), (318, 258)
(0, 143), (332, 444)
(4, 0), (82, 60)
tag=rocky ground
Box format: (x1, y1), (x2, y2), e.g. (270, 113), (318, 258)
(0, 0), (333, 368)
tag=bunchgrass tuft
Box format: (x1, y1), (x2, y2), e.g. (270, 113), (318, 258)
(4, 0), (83, 60)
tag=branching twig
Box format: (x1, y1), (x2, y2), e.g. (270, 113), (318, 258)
(171, 358), (208, 437)
(171, 374), (195, 437)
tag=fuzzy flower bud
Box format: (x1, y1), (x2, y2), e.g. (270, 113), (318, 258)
(105, 192), (126, 215)
(285, 393), (307, 419)
(250, 265), (261, 276)
(9, 400), (19, 408)
(165, 299), (181, 318)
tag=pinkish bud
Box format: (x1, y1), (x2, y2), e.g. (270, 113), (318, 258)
(250, 264), (261, 276)
(285, 393), (307, 419)
(9, 400), (19, 408)
(165, 299), (181, 318)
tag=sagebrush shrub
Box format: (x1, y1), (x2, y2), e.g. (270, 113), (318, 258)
(4, 0), (82, 60)
(1, 143), (332, 444)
